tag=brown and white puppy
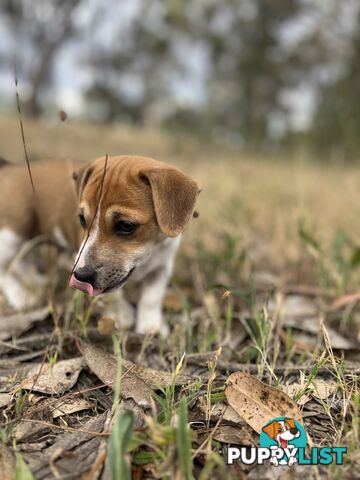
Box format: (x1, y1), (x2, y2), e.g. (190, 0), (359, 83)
(0, 155), (199, 334)
(262, 418), (300, 466)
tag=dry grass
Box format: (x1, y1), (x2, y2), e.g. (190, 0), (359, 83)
(3, 113), (360, 265)
(1, 113), (360, 479)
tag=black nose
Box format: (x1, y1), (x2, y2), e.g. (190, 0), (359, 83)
(74, 266), (96, 285)
(290, 428), (298, 435)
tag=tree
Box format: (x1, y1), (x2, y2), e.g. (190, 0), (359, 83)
(0, 0), (82, 116)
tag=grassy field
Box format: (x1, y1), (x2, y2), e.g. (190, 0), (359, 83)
(0, 113), (359, 479)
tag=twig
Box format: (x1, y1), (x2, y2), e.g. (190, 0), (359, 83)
(18, 418), (109, 437)
(14, 70), (35, 192)
(70, 154), (108, 278)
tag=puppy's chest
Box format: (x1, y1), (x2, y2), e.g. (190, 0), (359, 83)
(131, 236), (181, 282)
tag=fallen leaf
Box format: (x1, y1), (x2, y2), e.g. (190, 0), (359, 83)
(282, 384), (310, 405)
(225, 372), (302, 434)
(0, 392), (12, 408)
(82, 342), (153, 408)
(282, 316), (357, 350)
(82, 342), (192, 409)
(212, 425), (257, 447)
(22, 358), (84, 395)
(311, 380), (337, 400)
(0, 307), (49, 341)
(198, 398), (244, 424)
(13, 403), (53, 442)
(268, 294), (318, 318)
(50, 398), (91, 419)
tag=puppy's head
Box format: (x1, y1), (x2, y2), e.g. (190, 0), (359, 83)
(262, 418), (300, 447)
(69, 155), (199, 296)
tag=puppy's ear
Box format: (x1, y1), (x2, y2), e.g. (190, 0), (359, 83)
(284, 418), (296, 429)
(72, 164), (94, 197)
(262, 422), (276, 439)
(140, 166), (200, 237)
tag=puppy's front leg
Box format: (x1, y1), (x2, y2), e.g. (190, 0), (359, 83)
(0, 229), (37, 310)
(136, 267), (170, 336)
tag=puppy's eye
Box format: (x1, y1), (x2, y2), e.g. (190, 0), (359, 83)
(113, 220), (138, 236)
(79, 214), (86, 229)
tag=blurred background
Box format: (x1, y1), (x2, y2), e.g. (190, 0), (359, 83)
(1, 0), (360, 157)
(1, 0), (360, 289)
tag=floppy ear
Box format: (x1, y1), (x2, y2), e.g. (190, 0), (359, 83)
(285, 418), (296, 429)
(262, 421), (276, 439)
(72, 163), (94, 197)
(140, 166), (200, 237)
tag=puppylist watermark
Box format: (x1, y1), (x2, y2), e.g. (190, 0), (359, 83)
(227, 417), (347, 467)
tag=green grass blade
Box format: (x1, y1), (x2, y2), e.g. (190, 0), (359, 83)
(176, 397), (194, 480)
(108, 410), (134, 480)
(15, 452), (35, 480)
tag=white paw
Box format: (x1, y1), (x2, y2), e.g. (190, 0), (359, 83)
(288, 456), (297, 466)
(135, 309), (168, 337)
(270, 457), (279, 467)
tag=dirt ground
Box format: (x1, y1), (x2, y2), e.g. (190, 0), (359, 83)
(0, 114), (359, 479)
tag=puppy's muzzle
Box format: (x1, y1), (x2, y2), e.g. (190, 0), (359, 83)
(70, 266), (102, 297)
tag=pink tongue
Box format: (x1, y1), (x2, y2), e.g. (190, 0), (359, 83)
(280, 438), (287, 449)
(69, 274), (103, 297)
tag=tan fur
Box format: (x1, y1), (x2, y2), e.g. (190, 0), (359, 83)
(0, 160), (80, 247)
(0, 155), (199, 333)
(0, 155), (199, 250)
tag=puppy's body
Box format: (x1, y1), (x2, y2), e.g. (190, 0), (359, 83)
(0, 156), (199, 333)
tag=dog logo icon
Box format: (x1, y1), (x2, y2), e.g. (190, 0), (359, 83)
(260, 417), (306, 466)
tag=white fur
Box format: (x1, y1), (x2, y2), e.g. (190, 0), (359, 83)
(134, 236), (180, 335)
(75, 204), (100, 269)
(1, 225), (181, 335)
(0, 228), (37, 309)
(107, 236), (181, 335)
(269, 420), (300, 466)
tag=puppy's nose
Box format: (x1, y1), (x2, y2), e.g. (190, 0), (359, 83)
(290, 428), (298, 435)
(74, 266), (97, 285)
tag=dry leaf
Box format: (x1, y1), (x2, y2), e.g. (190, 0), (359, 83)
(268, 294), (318, 320)
(198, 398), (244, 424)
(51, 398), (91, 418)
(82, 343), (192, 408)
(311, 380), (337, 400)
(225, 372), (302, 434)
(82, 342), (153, 408)
(0, 393), (12, 408)
(283, 316), (357, 349)
(212, 425), (257, 447)
(0, 307), (49, 340)
(22, 358), (84, 395)
(13, 403), (53, 442)
(282, 384), (310, 405)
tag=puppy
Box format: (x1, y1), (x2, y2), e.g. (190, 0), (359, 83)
(0, 155), (199, 334)
(262, 418), (300, 466)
